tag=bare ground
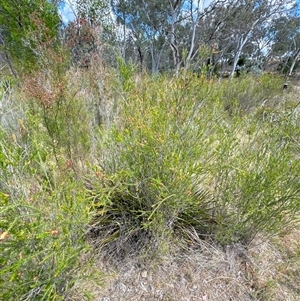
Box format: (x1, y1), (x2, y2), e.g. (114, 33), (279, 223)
(67, 225), (300, 301)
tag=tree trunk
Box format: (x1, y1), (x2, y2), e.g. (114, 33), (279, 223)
(122, 11), (127, 62)
(150, 42), (167, 73)
(0, 34), (18, 79)
(169, 0), (182, 75)
(137, 45), (143, 72)
(229, 19), (259, 78)
(185, 17), (198, 71)
(230, 37), (244, 78)
(288, 48), (300, 77)
(2, 51), (18, 79)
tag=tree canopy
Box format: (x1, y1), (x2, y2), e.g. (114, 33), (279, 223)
(0, 0), (299, 76)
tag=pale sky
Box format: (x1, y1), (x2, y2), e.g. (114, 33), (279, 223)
(58, 0), (298, 25)
(59, 0), (214, 24)
(59, 1), (76, 24)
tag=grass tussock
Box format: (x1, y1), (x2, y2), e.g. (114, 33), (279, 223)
(88, 70), (299, 253)
(1, 61), (300, 300)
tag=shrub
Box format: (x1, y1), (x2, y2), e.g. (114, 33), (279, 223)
(211, 117), (300, 244)
(88, 71), (300, 255)
(0, 80), (92, 299)
(0, 129), (91, 300)
(88, 73), (218, 257)
(22, 64), (93, 164)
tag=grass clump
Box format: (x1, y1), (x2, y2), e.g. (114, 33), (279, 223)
(88, 71), (300, 256)
(211, 121), (300, 244)
(88, 74), (217, 258)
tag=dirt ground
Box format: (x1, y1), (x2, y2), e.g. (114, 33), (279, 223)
(67, 225), (300, 301)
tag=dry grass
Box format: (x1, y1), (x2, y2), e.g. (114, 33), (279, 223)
(249, 224), (300, 301)
(66, 224), (300, 301)
(80, 243), (257, 301)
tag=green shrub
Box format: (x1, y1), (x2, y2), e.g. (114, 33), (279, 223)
(88, 72), (300, 254)
(0, 121), (91, 300)
(1, 65), (299, 300)
(211, 118), (300, 244)
(22, 67), (93, 163)
(88, 74), (219, 256)
(116, 57), (137, 92)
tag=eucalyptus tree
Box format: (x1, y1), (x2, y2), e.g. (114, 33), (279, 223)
(269, 13), (300, 75)
(110, 0), (223, 73)
(181, 0), (226, 71)
(62, 0), (114, 67)
(110, 0), (297, 75)
(111, 0), (175, 72)
(212, 0), (296, 78)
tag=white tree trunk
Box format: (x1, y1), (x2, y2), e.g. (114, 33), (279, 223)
(230, 19), (259, 78)
(169, 0), (182, 74)
(150, 42), (167, 73)
(288, 48), (300, 76)
(230, 37), (244, 78)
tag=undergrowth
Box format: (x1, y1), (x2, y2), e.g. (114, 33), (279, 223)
(0, 62), (299, 299)
(88, 70), (300, 253)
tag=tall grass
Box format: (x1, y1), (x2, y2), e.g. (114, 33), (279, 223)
(1, 63), (299, 299)
(88, 70), (300, 255)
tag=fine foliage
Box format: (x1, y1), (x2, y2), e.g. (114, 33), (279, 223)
(1, 61), (299, 299)
(87, 70), (300, 254)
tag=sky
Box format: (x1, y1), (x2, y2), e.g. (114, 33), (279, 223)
(58, 0), (214, 24)
(58, 0), (300, 25)
(59, 1), (76, 24)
